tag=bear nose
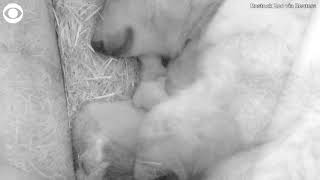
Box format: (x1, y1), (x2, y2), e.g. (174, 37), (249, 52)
(91, 40), (105, 54)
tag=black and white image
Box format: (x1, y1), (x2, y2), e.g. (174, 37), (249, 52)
(0, 0), (319, 179)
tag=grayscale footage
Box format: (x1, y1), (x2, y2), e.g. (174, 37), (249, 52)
(0, 0), (319, 180)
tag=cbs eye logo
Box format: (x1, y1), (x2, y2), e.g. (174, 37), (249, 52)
(3, 3), (23, 24)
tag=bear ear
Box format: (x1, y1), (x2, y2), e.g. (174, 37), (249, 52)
(134, 160), (180, 180)
(154, 170), (179, 180)
(91, 40), (105, 54)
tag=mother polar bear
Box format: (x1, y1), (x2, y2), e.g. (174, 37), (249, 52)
(90, 0), (319, 179)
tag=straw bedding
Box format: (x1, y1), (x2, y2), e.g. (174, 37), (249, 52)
(0, 0), (76, 179)
(53, 0), (140, 117)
